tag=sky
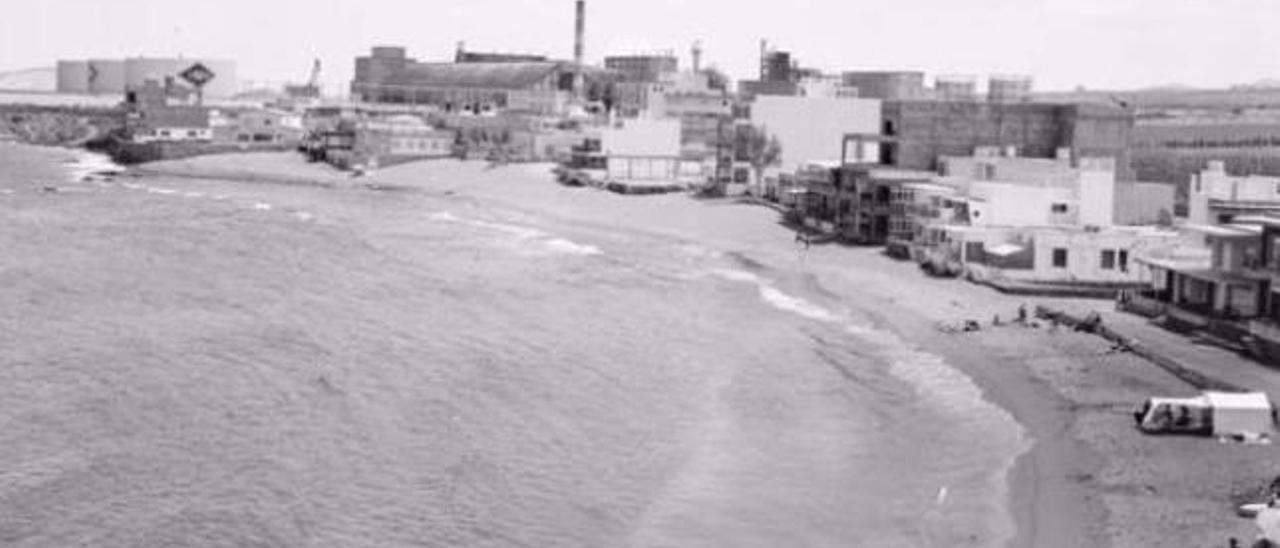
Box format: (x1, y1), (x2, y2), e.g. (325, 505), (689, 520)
(3, 0), (1279, 94)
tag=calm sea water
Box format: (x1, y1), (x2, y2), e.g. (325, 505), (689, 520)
(0, 144), (1025, 548)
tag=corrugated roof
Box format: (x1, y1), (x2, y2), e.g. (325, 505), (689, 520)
(384, 62), (566, 90)
(140, 107), (209, 128)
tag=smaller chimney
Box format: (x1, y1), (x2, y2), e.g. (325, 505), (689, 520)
(692, 40), (703, 73)
(574, 0), (585, 98)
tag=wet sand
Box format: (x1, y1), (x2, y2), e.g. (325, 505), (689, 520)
(137, 153), (1280, 546)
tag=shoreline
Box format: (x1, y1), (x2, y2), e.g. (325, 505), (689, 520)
(126, 153), (1276, 546)
(133, 154), (1091, 546)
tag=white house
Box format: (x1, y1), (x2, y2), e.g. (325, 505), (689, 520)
(750, 96), (881, 172)
(599, 118), (682, 182)
(1188, 160), (1280, 224)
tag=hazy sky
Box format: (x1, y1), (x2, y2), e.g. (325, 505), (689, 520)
(3, 0), (1278, 93)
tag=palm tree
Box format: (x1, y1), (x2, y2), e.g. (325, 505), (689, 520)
(735, 124), (782, 196)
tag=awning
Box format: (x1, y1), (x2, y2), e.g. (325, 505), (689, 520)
(987, 243), (1025, 256)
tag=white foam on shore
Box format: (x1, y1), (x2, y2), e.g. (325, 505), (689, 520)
(293, 211), (316, 222)
(759, 286), (842, 323)
(62, 151), (124, 183)
(430, 211), (602, 257)
(709, 268), (764, 284)
(147, 187), (178, 195)
(253, 203), (272, 211)
(544, 238), (601, 256)
(710, 263), (1027, 547)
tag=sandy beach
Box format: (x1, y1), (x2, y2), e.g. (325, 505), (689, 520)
(132, 152), (1280, 546)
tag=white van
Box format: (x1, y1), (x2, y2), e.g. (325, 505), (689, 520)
(1133, 391), (1276, 438)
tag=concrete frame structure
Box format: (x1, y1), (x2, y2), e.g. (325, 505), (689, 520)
(879, 101), (1136, 181)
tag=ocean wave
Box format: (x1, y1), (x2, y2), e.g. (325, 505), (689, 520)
(758, 286), (842, 323)
(63, 151), (124, 183)
(544, 238), (601, 256)
(430, 211), (602, 257)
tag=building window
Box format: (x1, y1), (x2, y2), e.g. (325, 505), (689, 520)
(1053, 248), (1069, 268)
(187, 130), (198, 138)
(1101, 250), (1116, 270)
(1051, 203), (1069, 214)
(160, 130), (171, 137)
(1119, 250), (1129, 272)
(982, 164), (996, 180)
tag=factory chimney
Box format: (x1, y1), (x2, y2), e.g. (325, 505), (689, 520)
(692, 40), (703, 74)
(574, 0), (585, 98)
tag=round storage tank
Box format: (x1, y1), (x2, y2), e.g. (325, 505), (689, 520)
(125, 57), (187, 91)
(87, 59), (126, 95)
(988, 75), (1032, 103)
(56, 60), (90, 94)
(934, 75), (977, 101)
(197, 59), (238, 99)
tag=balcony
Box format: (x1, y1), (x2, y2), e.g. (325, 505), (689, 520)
(1249, 318), (1280, 346)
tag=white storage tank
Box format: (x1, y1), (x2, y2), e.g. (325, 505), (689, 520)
(988, 75), (1033, 103)
(125, 57), (187, 90)
(934, 75), (977, 102)
(87, 59), (126, 95)
(56, 60), (91, 94)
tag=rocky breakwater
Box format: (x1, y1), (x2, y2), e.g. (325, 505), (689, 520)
(0, 104), (122, 147)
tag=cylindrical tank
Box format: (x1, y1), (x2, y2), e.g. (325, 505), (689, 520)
(87, 59), (126, 95)
(988, 75), (1032, 103)
(56, 60), (90, 94)
(934, 75), (977, 102)
(842, 71), (925, 100)
(197, 59), (238, 98)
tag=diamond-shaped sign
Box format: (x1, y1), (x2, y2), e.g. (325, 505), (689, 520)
(179, 63), (215, 88)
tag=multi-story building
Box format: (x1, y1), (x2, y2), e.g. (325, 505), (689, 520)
(1188, 161), (1280, 224)
(890, 180), (964, 258)
(841, 71), (927, 100)
(350, 46), (582, 116)
(879, 101), (1136, 181)
(750, 96), (881, 173)
(604, 54), (678, 83)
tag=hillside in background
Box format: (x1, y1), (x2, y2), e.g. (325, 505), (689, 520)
(0, 67), (55, 92)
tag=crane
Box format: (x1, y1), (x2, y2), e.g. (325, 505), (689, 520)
(285, 58), (322, 99)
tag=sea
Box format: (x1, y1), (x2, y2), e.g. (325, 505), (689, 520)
(0, 143), (1027, 548)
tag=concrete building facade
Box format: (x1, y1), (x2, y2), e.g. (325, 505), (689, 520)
(350, 46), (589, 116)
(841, 71), (927, 100)
(1188, 161), (1280, 225)
(750, 96), (881, 172)
(604, 54), (678, 83)
(600, 118), (682, 181)
(880, 101), (1135, 180)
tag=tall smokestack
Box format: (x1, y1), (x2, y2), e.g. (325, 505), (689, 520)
(574, 0), (585, 98)
(692, 40), (703, 74)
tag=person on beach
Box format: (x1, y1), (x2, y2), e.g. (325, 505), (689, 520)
(1017, 304), (1028, 324)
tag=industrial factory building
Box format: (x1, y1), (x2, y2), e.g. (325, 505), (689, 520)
(56, 57), (238, 98)
(879, 101), (1136, 179)
(349, 46), (585, 116)
(604, 54), (679, 83)
(841, 71), (927, 100)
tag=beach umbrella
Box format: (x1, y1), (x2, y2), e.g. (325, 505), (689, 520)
(1255, 506), (1280, 542)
